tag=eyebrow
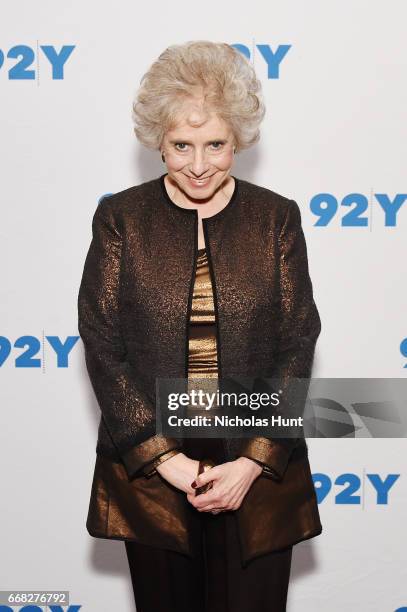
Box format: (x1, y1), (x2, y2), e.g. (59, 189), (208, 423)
(168, 138), (227, 144)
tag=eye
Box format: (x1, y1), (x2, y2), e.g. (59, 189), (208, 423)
(174, 143), (188, 151)
(210, 141), (225, 150)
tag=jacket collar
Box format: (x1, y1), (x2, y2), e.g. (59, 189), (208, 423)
(158, 173), (240, 223)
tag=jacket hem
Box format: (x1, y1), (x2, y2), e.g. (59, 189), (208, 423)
(241, 524), (323, 567)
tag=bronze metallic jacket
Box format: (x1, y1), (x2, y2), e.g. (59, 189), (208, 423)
(77, 173), (322, 566)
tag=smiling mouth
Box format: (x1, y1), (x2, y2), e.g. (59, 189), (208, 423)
(187, 175), (214, 186)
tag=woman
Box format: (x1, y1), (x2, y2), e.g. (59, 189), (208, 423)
(78, 40), (322, 612)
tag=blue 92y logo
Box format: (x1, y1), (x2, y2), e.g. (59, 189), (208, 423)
(311, 193), (407, 227)
(400, 338), (407, 367)
(1, 42), (290, 82)
(0, 45), (75, 80)
(232, 44), (291, 79)
(0, 335), (79, 369)
(313, 472), (400, 505)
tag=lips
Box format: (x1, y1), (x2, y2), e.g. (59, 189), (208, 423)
(187, 175), (213, 187)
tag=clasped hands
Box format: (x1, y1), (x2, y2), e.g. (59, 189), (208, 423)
(156, 452), (262, 515)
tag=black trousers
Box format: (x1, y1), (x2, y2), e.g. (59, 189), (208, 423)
(125, 510), (292, 612)
(125, 437), (292, 611)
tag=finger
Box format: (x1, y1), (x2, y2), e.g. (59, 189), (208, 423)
(187, 492), (219, 509)
(191, 466), (221, 489)
(191, 487), (224, 509)
(191, 492), (219, 509)
(195, 480), (214, 496)
(199, 492), (242, 512)
(194, 492), (229, 512)
(198, 501), (227, 512)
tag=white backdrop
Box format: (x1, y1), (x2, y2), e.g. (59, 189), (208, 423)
(1, 1), (406, 610)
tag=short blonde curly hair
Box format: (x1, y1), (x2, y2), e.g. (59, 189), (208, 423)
(132, 40), (266, 153)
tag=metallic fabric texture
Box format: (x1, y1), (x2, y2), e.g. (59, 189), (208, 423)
(78, 173), (322, 565)
(187, 248), (218, 378)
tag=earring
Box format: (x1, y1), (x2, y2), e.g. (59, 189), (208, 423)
(161, 152), (165, 163)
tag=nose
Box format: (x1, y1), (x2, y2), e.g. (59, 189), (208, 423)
(189, 147), (210, 176)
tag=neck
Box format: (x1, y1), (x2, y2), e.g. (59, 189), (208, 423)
(164, 174), (234, 217)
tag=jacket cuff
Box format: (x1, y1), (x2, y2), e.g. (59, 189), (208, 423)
(121, 435), (182, 480)
(142, 449), (181, 478)
(238, 437), (293, 481)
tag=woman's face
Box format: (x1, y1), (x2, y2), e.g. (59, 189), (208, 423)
(161, 110), (236, 201)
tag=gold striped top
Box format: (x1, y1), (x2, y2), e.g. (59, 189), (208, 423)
(187, 247), (218, 379)
(187, 247), (220, 414)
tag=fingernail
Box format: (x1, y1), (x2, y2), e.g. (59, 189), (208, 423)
(191, 481), (198, 489)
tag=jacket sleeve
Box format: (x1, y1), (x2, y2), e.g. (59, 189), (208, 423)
(238, 199), (321, 481)
(141, 449), (182, 478)
(77, 197), (181, 480)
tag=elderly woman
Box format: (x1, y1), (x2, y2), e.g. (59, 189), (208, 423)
(78, 40), (322, 612)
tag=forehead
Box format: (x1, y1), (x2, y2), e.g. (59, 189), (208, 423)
(167, 111), (231, 139)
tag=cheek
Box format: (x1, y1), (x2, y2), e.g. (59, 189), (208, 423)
(166, 158), (188, 173)
(216, 151), (235, 170)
